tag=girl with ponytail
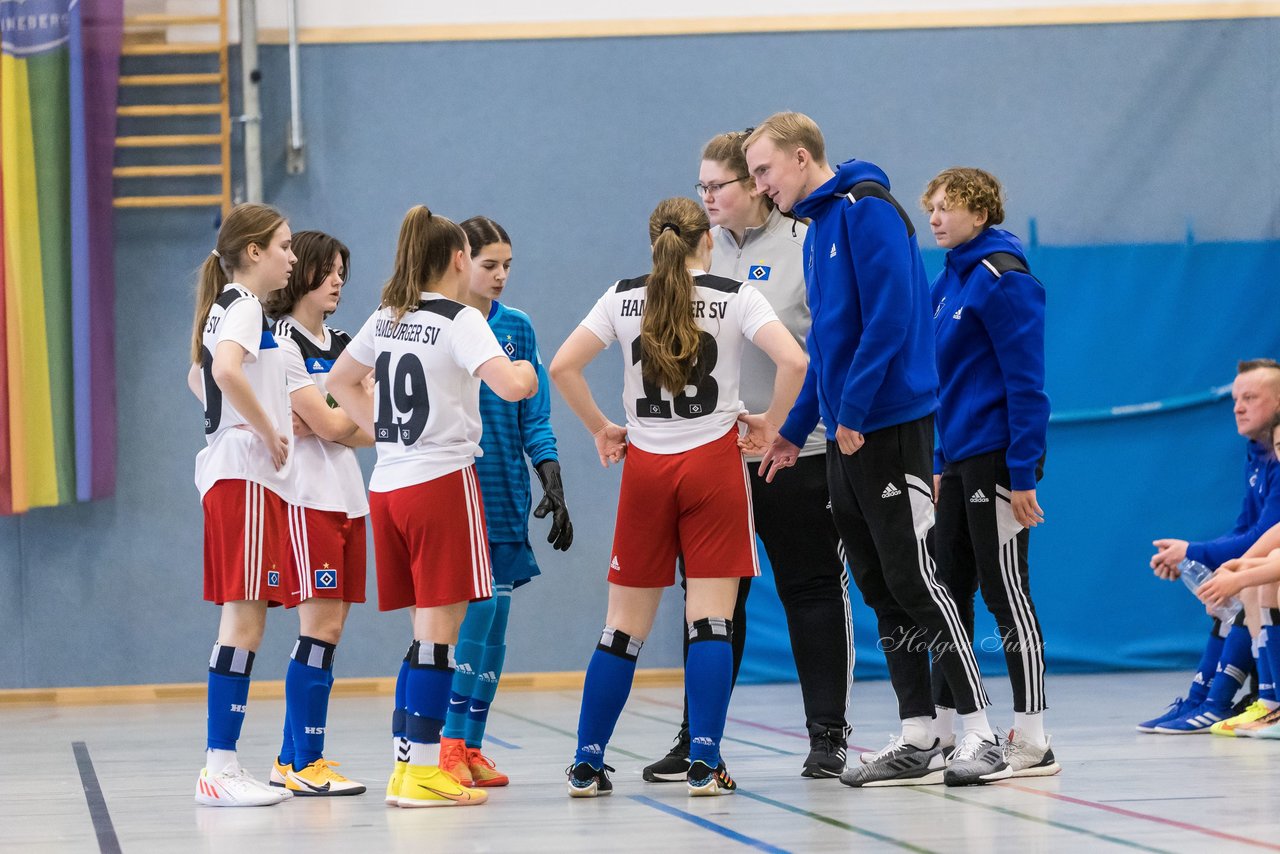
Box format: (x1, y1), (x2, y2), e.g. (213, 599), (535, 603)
(549, 196), (807, 798)
(188, 203), (299, 807)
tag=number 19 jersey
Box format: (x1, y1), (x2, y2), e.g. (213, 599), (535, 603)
(345, 292), (505, 492)
(578, 271), (778, 455)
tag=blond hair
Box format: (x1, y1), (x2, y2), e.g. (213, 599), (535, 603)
(921, 167), (1005, 227)
(742, 112), (826, 165)
(642, 198), (711, 395)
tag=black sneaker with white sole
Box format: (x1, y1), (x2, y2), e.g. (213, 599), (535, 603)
(943, 733), (1012, 786)
(840, 737), (946, 787)
(687, 760), (736, 796)
(802, 727), (847, 778)
(566, 762), (615, 798)
(642, 727), (690, 782)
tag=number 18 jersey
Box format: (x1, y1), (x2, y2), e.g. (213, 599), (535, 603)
(578, 271), (778, 455)
(345, 292), (505, 492)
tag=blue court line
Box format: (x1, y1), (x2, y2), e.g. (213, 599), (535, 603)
(735, 789), (936, 853)
(483, 734), (521, 750)
(72, 742), (122, 854)
(629, 795), (791, 853)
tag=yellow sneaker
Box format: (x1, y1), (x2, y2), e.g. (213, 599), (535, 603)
(385, 761), (407, 806)
(397, 764), (487, 808)
(439, 737), (473, 786)
(1210, 701), (1271, 736)
(284, 758), (366, 796)
(1235, 705), (1280, 738)
(467, 748), (510, 787)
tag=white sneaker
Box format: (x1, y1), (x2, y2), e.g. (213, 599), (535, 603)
(1003, 729), (1061, 778)
(196, 765), (290, 807)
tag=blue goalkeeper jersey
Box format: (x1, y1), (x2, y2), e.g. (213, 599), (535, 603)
(476, 301), (558, 543)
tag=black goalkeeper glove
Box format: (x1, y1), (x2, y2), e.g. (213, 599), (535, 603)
(533, 459), (573, 551)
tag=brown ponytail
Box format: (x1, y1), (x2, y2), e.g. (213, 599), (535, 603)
(381, 205), (468, 321)
(190, 203), (286, 363)
(642, 197), (710, 395)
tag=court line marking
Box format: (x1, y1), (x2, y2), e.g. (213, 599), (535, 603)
(491, 707), (649, 760)
(736, 789), (938, 852)
(72, 742), (122, 854)
(482, 734), (521, 750)
(1001, 783), (1280, 851)
(623, 707), (800, 756)
(629, 795), (791, 853)
(911, 786), (1174, 853)
(634, 694), (874, 752)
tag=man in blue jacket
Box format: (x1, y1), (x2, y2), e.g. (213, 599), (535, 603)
(747, 112), (1005, 788)
(1143, 359), (1280, 733)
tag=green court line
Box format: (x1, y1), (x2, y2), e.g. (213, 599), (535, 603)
(622, 707), (800, 756)
(491, 707), (648, 761)
(911, 787), (1175, 854)
(735, 789), (938, 853)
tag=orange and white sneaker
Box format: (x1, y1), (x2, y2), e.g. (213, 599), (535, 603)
(439, 737), (474, 786)
(385, 761), (407, 806)
(196, 764), (289, 807)
(467, 748), (510, 787)
(397, 764), (488, 808)
(283, 758), (366, 796)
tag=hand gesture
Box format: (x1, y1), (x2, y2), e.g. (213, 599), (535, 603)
(835, 425), (864, 455)
(1012, 489), (1045, 528)
(737, 412), (779, 456)
(759, 435), (801, 483)
(1196, 570), (1242, 610)
(1151, 538), (1189, 580)
(593, 422), (628, 467)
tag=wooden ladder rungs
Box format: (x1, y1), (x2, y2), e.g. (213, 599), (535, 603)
(119, 73), (222, 87)
(113, 164), (223, 178)
(114, 194), (225, 209)
(117, 104), (222, 117)
(116, 134), (223, 148)
(121, 42), (221, 56)
(124, 14), (222, 27)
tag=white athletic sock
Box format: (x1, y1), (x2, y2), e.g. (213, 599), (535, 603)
(901, 715), (934, 748)
(407, 741), (436, 767)
(933, 706), (956, 744)
(1013, 711), (1046, 745)
(206, 748), (238, 775)
(392, 736), (409, 763)
(959, 709), (995, 743)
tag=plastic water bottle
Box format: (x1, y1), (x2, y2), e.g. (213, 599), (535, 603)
(1178, 559), (1243, 622)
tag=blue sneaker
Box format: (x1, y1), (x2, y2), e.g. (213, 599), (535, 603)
(1136, 696), (1195, 733)
(1152, 702), (1230, 734)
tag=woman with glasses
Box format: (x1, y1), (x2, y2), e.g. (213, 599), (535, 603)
(551, 196), (806, 797)
(641, 131), (854, 782)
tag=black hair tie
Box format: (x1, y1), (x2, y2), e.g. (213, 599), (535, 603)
(660, 222), (681, 236)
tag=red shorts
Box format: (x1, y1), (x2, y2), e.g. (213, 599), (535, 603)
(286, 506), (368, 604)
(203, 479), (294, 606)
(370, 466), (493, 610)
(608, 428), (760, 588)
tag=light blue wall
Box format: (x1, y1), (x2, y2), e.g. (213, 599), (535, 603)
(3, 16), (1277, 688)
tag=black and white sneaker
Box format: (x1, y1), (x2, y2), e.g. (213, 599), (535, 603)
(840, 736), (946, 787)
(566, 762), (615, 798)
(642, 727), (690, 782)
(943, 733), (1012, 787)
(802, 727), (847, 778)
(687, 760), (736, 797)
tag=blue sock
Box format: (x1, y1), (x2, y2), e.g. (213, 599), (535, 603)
(575, 627), (642, 767)
(685, 618), (734, 767)
(406, 641), (455, 764)
(391, 646), (411, 763)
(443, 597), (495, 740)
(279, 709), (293, 768)
(1188, 620), (1226, 706)
(1262, 610), (1280, 703)
(207, 644), (254, 751)
(467, 586), (512, 747)
(285, 636), (336, 769)
(1205, 622), (1253, 710)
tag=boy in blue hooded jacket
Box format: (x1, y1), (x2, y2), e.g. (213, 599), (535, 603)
(746, 112), (1005, 788)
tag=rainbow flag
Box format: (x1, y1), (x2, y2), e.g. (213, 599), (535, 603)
(0, 0), (120, 514)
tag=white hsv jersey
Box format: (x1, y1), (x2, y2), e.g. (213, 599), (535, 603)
(345, 292), (505, 492)
(194, 284), (295, 499)
(579, 271), (778, 454)
(275, 317), (370, 518)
